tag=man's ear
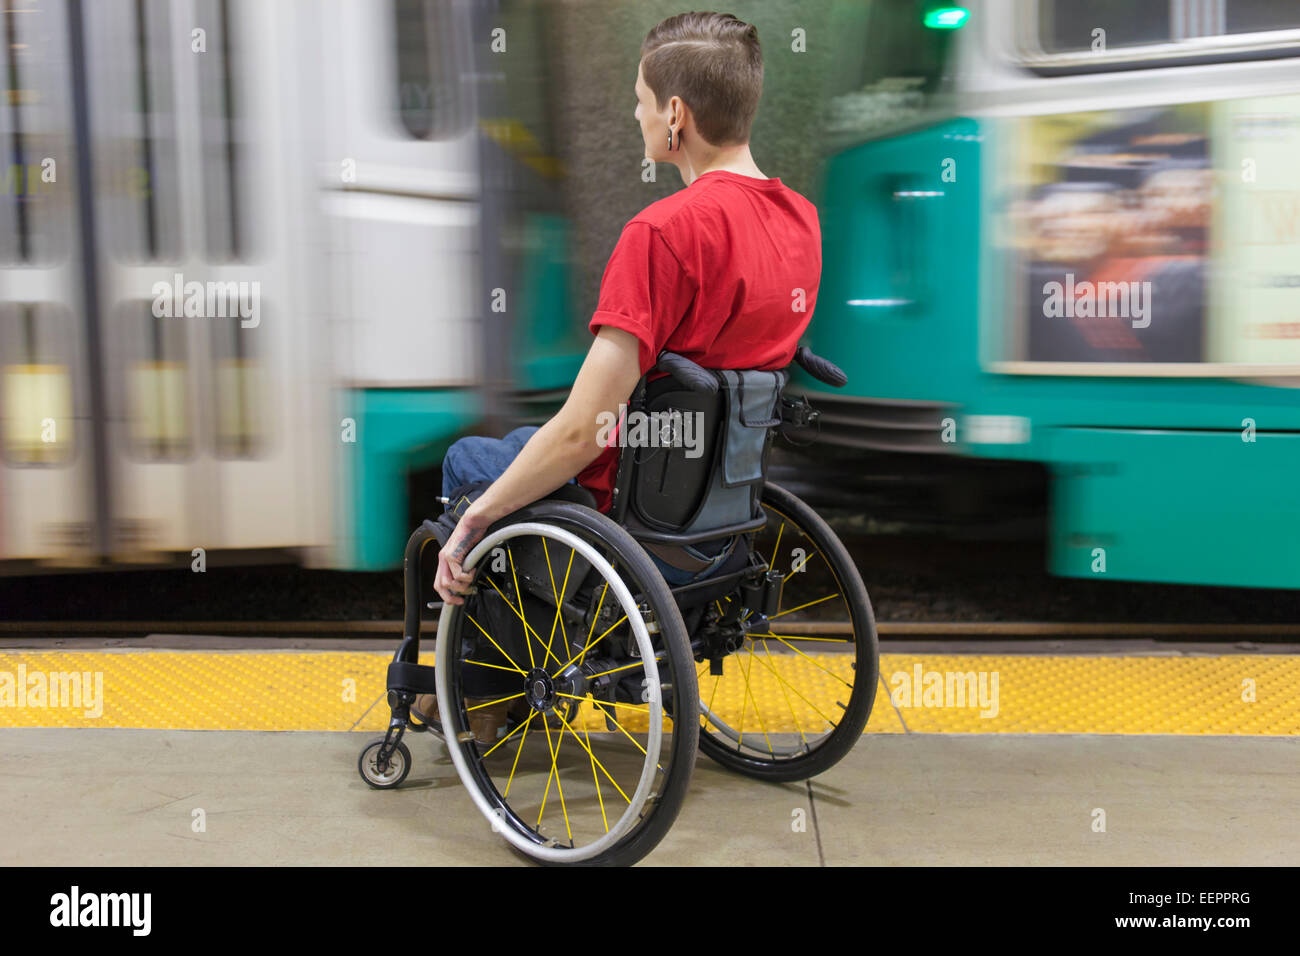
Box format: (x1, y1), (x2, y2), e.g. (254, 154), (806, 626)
(669, 95), (688, 130)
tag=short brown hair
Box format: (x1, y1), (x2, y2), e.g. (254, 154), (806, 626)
(640, 12), (763, 146)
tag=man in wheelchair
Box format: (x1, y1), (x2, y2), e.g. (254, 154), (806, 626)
(363, 14), (877, 866)
(422, 12), (822, 739)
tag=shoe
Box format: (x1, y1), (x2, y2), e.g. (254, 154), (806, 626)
(465, 698), (511, 746)
(412, 693), (439, 726)
(413, 694), (509, 747)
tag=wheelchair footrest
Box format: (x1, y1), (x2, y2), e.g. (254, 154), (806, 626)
(387, 660), (438, 695)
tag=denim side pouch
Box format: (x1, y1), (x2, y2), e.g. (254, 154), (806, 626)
(719, 368), (785, 489)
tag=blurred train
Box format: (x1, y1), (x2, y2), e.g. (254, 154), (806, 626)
(4, 0), (1300, 592)
(0, 0), (582, 574)
(801, 0), (1300, 589)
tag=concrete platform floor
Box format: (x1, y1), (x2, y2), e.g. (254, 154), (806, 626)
(2, 729), (1297, 865)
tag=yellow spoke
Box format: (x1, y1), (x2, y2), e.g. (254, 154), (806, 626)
(580, 582), (609, 667)
(551, 609), (629, 677)
(584, 723), (608, 834)
(465, 613), (527, 674)
(782, 547), (823, 582)
(551, 707), (632, 804)
(538, 710), (572, 841)
(485, 574), (564, 673)
(506, 545), (537, 669)
(738, 643), (774, 755)
(557, 691), (648, 711)
(749, 648), (838, 727)
(502, 710), (535, 797)
(542, 541), (575, 671)
(761, 638), (810, 750)
(464, 658), (524, 674)
(582, 660), (647, 680)
(768, 519), (785, 570)
(745, 631), (851, 643)
(702, 668), (721, 732)
(467, 692), (525, 711)
(762, 634), (854, 689)
(769, 593), (841, 619)
(584, 699), (663, 772)
(485, 707), (532, 759)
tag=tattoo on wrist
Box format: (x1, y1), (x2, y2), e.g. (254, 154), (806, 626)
(450, 523), (484, 563)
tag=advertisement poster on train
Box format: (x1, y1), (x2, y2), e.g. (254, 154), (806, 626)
(1007, 104), (1211, 364)
(1005, 95), (1300, 370)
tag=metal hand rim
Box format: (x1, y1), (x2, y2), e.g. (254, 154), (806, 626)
(435, 520), (666, 863)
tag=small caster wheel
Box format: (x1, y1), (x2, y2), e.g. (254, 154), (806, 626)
(358, 738), (411, 789)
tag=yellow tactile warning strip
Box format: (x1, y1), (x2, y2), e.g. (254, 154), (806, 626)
(0, 650), (1296, 734)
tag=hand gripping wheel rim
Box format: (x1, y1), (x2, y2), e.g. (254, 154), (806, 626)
(434, 521), (664, 863)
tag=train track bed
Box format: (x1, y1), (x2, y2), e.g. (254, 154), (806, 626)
(2, 535), (1297, 635)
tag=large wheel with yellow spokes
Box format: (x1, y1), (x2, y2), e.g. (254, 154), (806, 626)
(696, 482), (878, 782)
(435, 501), (699, 866)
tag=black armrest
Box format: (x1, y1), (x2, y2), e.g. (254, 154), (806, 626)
(656, 351), (720, 394)
(794, 346), (847, 388)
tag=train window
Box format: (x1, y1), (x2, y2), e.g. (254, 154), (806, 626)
(118, 300), (191, 461)
(1223, 0), (1300, 36)
(1027, 0), (1300, 67)
(823, 0), (955, 144)
(209, 315), (264, 458)
(1036, 0), (1170, 53)
(0, 303), (76, 466)
(87, 0), (183, 262)
(393, 0), (472, 140)
(0, 1), (71, 265)
(195, 0), (246, 261)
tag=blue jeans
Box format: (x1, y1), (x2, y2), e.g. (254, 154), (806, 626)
(441, 426), (557, 498)
(441, 426), (729, 587)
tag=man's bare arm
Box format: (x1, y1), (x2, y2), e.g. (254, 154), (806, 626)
(434, 325), (645, 602)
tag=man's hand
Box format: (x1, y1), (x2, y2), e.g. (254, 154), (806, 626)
(434, 506), (488, 605)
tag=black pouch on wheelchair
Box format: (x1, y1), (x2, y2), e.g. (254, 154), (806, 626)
(624, 368), (785, 563)
(626, 368), (786, 532)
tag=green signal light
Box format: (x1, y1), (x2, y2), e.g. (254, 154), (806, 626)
(923, 6), (970, 29)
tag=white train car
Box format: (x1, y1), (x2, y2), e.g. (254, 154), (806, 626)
(0, 0), (492, 574)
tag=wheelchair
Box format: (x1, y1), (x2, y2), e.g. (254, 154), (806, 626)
(357, 346), (879, 865)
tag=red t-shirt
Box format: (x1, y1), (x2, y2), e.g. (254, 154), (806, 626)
(577, 170), (822, 512)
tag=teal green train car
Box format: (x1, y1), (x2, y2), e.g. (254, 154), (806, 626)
(798, 0), (1300, 589)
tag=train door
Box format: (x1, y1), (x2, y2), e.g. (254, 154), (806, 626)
(84, 0), (332, 564)
(0, 1), (94, 565)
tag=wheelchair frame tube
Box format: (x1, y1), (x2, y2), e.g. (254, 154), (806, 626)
(397, 519), (444, 664)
